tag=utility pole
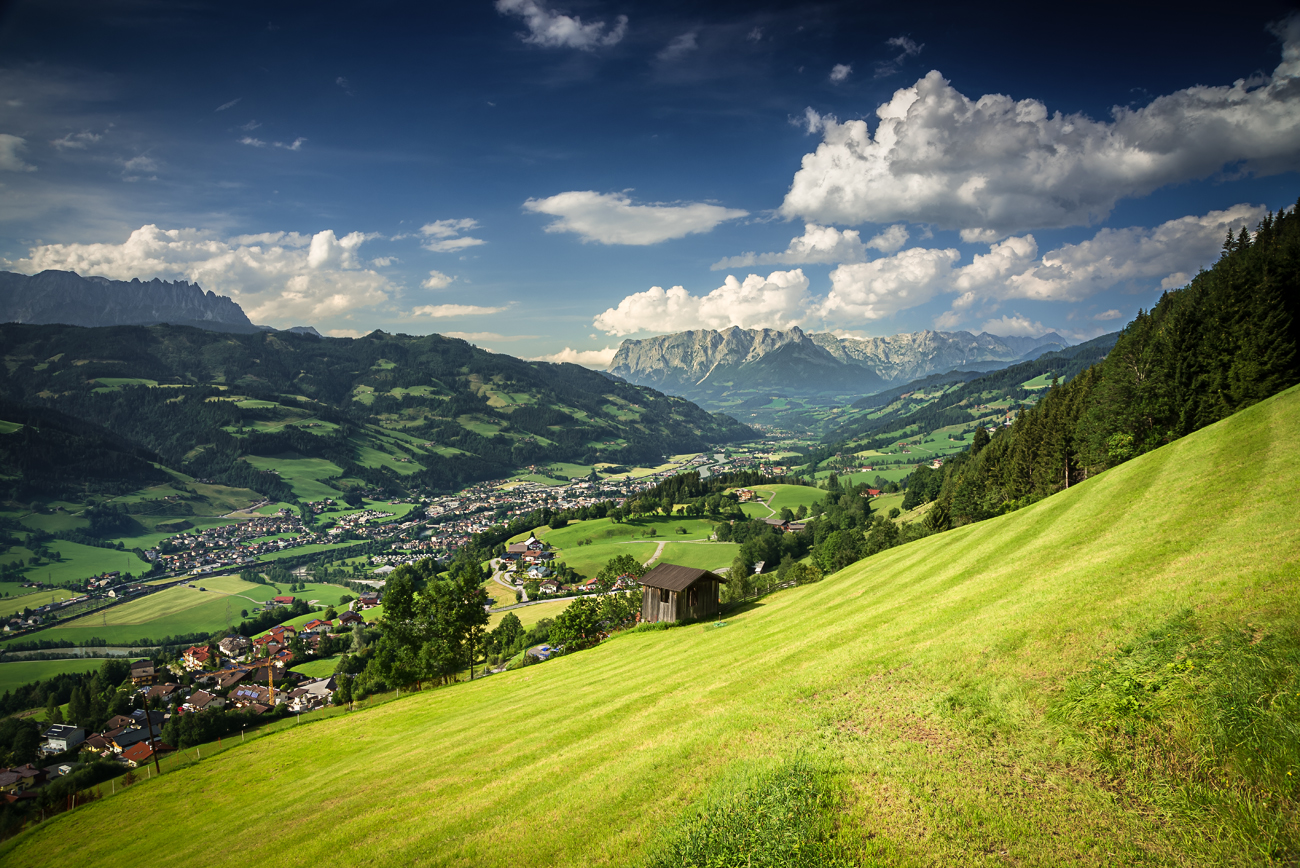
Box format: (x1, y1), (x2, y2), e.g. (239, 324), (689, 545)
(139, 691), (161, 777)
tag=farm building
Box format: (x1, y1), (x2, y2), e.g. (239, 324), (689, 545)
(640, 563), (727, 624)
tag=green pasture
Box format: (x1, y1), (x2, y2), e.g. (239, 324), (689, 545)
(869, 492), (905, 518)
(0, 658), (124, 696)
(757, 485), (822, 514)
(488, 598), (570, 631)
(536, 516), (719, 549)
(240, 456), (345, 500)
(258, 542), (356, 563)
(0, 540), (143, 586)
(654, 542), (739, 572)
(1020, 372), (1056, 390)
(356, 445), (422, 475)
(18, 511), (87, 534)
(291, 656), (340, 678)
(0, 420), (22, 434)
(558, 542), (659, 578)
(6, 386), (1299, 868)
(92, 377), (158, 392)
(457, 415), (502, 437)
(19, 577), (278, 646)
(292, 583), (353, 607)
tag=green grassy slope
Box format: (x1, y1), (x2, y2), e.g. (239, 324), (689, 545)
(8, 385), (1299, 867)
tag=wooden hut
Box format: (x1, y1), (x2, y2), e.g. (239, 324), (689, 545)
(639, 563), (727, 624)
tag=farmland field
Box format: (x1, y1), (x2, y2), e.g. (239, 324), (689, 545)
(13, 577), (279, 646)
(10, 540), (143, 586)
(240, 456), (345, 500)
(0, 658), (123, 696)
(488, 598), (570, 631)
(290, 656), (340, 679)
(653, 542), (738, 572)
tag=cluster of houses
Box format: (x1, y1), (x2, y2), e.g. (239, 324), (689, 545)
(500, 534), (555, 580)
(2, 712), (175, 799)
(322, 507), (397, 537)
(149, 510), (325, 574)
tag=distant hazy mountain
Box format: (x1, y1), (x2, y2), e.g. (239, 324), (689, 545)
(0, 270), (259, 333)
(606, 326), (887, 402)
(609, 326), (1071, 404)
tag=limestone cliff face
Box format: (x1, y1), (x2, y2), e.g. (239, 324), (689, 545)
(610, 326), (1069, 403)
(609, 326), (809, 391)
(823, 330), (1061, 383)
(0, 270), (257, 331)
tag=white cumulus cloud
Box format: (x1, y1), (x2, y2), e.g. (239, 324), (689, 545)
(783, 26), (1300, 234)
(532, 346), (619, 368)
(0, 134), (35, 171)
(1001, 204), (1267, 302)
(525, 191), (748, 245)
(867, 224), (909, 253)
(594, 269), (813, 335)
(711, 224), (867, 269)
(8, 224), (393, 326)
(495, 0), (627, 50)
(422, 269), (455, 289)
(823, 246), (962, 322)
(830, 64), (852, 83)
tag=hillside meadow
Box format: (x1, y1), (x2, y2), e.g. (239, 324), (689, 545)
(5, 576), (282, 646)
(4, 385), (1298, 867)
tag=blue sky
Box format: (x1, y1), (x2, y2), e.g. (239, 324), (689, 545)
(1, 0), (1299, 366)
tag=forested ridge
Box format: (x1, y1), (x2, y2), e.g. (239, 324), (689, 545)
(821, 331), (1120, 450)
(905, 203), (1300, 528)
(0, 326), (753, 498)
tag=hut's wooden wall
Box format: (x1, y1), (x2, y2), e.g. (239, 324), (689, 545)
(641, 587), (679, 623)
(641, 580), (721, 623)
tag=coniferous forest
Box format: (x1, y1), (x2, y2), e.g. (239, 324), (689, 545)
(901, 203), (1300, 528)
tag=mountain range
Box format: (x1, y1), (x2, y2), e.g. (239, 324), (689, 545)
(0, 270), (261, 333)
(607, 326), (1071, 407)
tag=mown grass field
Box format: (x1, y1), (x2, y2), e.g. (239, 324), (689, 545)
(752, 484), (824, 515)
(5, 540), (142, 586)
(6, 386), (1299, 867)
(290, 656), (340, 678)
(518, 516), (720, 577)
(0, 658), (120, 696)
(488, 598), (571, 631)
(655, 541), (738, 572)
(15, 577), (279, 646)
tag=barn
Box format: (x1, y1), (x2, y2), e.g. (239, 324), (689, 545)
(639, 563), (727, 623)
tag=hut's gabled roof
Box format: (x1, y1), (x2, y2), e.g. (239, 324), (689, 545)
(639, 563), (727, 592)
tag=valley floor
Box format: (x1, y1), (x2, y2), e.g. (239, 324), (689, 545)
(5, 386), (1299, 867)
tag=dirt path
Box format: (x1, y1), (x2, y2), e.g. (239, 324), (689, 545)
(643, 541), (666, 567)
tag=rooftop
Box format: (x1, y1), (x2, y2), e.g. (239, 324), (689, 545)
(639, 563), (727, 592)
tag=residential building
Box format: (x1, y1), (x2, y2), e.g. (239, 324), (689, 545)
(41, 724), (85, 754)
(130, 659), (156, 686)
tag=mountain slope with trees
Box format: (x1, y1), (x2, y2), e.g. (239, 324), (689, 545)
(902, 202), (1300, 528)
(0, 324), (753, 499)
